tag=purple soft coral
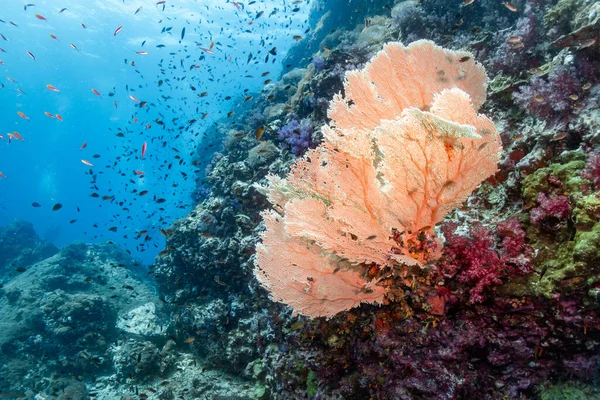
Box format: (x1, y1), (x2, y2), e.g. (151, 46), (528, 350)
(489, 8), (541, 73)
(277, 118), (315, 156)
(582, 151), (600, 191)
(513, 66), (581, 119)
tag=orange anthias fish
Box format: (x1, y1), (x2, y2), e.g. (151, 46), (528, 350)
(17, 111), (30, 120)
(55, 114), (63, 122)
(80, 141), (87, 150)
(46, 84), (60, 92)
(81, 159), (93, 167)
(12, 132), (24, 140)
(49, 34), (59, 40)
(44, 111), (54, 118)
(35, 14), (47, 21)
(232, 1), (243, 11)
(141, 142), (147, 158)
(129, 94), (140, 103)
(134, 170), (145, 175)
(91, 88), (102, 97)
(504, 1), (518, 11)
(114, 25), (123, 36)
(0, 172), (6, 178)
(200, 46), (214, 54)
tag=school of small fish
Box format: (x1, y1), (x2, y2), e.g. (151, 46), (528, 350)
(0, 0), (309, 259)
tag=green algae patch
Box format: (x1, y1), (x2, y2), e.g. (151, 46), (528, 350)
(521, 153), (586, 205)
(539, 381), (600, 400)
(508, 220), (600, 297)
(306, 370), (318, 398)
(505, 152), (600, 297)
(573, 222), (600, 264)
(572, 193), (600, 230)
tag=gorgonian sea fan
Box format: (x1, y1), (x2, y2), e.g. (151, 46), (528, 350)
(255, 40), (502, 319)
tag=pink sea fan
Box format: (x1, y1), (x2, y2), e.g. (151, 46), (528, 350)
(255, 40), (502, 319)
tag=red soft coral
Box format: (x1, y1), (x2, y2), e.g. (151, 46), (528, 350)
(440, 217), (532, 303)
(530, 192), (570, 232)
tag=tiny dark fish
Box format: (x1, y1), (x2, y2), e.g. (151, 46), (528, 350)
(181, 27), (185, 41)
(52, 203), (62, 211)
(31, 202), (41, 207)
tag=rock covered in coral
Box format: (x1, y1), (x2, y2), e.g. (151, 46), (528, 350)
(117, 302), (168, 337)
(0, 240), (160, 386)
(111, 339), (165, 381)
(0, 219), (58, 277)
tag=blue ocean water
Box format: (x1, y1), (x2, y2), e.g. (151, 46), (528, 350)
(0, 0), (307, 264)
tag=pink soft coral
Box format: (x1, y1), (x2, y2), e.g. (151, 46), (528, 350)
(255, 40), (502, 318)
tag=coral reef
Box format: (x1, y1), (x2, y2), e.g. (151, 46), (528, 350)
(0, 235), (256, 399)
(4, 0), (600, 398)
(150, 0), (600, 396)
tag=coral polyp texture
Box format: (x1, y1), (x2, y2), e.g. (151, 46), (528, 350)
(255, 40), (502, 319)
